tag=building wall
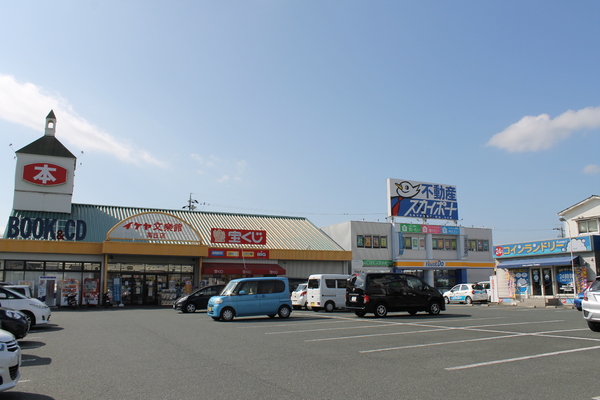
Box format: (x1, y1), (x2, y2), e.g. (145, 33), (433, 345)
(282, 260), (348, 280)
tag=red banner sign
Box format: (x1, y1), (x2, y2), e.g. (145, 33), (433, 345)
(23, 163), (67, 186)
(211, 228), (267, 245)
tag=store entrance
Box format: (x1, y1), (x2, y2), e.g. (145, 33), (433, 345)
(532, 268), (554, 296)
(120, 273), (168, 306)
(144, 274), (167, 305)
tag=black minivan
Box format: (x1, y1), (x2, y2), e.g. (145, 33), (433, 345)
(345, 273), (445, 317)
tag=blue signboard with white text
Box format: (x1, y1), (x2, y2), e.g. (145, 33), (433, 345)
(387, 179), (459, 221)
(495, 236), (591, 258)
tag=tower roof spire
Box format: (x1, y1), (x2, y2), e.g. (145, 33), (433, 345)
(45, 109), (57, 137)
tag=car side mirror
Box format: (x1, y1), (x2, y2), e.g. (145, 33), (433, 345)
(0, 293), (6, 299)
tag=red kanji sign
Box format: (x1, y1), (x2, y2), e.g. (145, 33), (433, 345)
(23, 163), (67, 186)
(211, 228), (267, 245)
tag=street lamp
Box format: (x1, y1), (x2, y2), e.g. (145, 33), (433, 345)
(559, 217), (577, 298)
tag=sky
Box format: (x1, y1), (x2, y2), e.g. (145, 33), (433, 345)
(1, 1), (599, 246)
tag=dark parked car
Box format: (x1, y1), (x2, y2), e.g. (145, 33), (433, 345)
(346, 273), (445, 317)
(173, 285), (225, 313)
(0, 307), (29, 339)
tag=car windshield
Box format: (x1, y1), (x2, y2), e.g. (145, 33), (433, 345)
(589, 279), (600, 292)
(347, 274), (366, 290)
(221, 281), (239, 296)
(294, 284), (307, 292)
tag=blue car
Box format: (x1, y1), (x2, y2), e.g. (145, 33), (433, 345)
(575, 290), (586, 311)
(207, 277), (292, 321)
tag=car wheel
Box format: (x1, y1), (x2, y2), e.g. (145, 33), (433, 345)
(220, 307), (235, 321)
(22, 311), (35, 326)
(374, 303), (388, 318)
(577, 307), (582, 311)
(278, 305), (291, 319)
(588, 321), (600, 332)
(428, 302), (442, 315)
(185, 303), (196, 313)
(324, 302), (335, 312)
(465, 296), (473, 305)
(355, 310), (366, 317)
(444, 297), (450, 304)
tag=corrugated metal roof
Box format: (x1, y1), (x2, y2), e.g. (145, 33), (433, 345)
(6, 204), (345, 251)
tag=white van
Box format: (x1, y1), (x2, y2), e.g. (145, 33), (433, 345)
(0, 286), (51, 326)
(306, 274), (349, 312)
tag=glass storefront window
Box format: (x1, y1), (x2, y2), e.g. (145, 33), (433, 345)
(65, 262), (83, 271)
(108, 263), (121, 271)
(122, 264), (144, 272)
(4, 271), (24, 285)
(45, 261), (62, 270)
(84, 263), (101, 271)
(6, 261), (24, 270)
(26, 261), (43, 270)
(146, 264), (167, 273)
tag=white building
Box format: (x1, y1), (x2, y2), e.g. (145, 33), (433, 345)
(321, 220), (495, 292)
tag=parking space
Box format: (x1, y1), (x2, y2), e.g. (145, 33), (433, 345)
(10, 305), (600, 400)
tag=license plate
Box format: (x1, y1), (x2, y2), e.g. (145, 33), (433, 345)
(311, 302), (315, 306)
(351, 296), (357, 302)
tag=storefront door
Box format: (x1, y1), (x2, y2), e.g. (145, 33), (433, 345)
(532, 269), (542, 295)
(145, 275), (157, 305)
(129, 275), (144, 305)
(542, 267), (554, 296)
(532, 268), (554, 296)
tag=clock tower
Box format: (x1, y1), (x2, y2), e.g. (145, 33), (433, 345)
(13, 110), (77, 213)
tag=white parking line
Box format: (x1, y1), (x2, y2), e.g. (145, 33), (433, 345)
(301, 319), (564, 341)
(445, 345), (600, 370)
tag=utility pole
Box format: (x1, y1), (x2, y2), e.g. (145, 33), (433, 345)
(553, 226), (565, 238)
(182, 193), (199, 211)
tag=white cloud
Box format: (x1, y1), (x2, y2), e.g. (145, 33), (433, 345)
(487, 106), (600, 152)
(0, 74), (166, 167)
(191, 154), (247, 183)
(583, 164), (600, 174)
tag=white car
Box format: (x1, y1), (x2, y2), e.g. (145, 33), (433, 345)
(291, 283), (307, 310)
(0, 286), (51, 326)
(477, 281), (491, 301)
(443, 283), (488, 304)
(0, 330), (21, 392)
(582, 277), (600, 331)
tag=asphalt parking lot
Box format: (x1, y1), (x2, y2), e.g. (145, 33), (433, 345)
(3, 303), (600, 400)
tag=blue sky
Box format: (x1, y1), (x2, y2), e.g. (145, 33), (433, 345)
(1, 1), (599, 245)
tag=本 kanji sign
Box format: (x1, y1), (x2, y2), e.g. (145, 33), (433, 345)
(211, 228), (267, 245)
(23, 163), (67, 186)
